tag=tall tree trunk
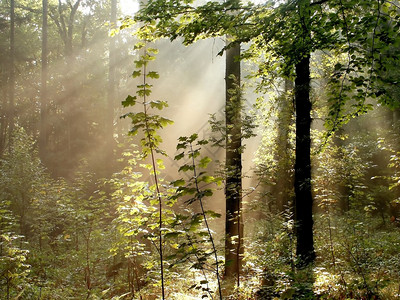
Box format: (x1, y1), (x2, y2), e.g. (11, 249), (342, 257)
(40, 0), (48, 163)
(0, 107), (6, 155)
(64, 0), (80, 162)
(391, 108), (400, 221)
(273, 79), (294, 212)
(224, 39), (243, 286)
(48, 0), (81, 176)
(294, 53), (315, 266)
(8, 0), (15, 148)
(294, 0), (315, 267)
(104, 0), (117, 175)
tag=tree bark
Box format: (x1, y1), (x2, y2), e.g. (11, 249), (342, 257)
(224, 40), (243, 285)
(294, 54), (315, 266)
(294, 0), (315, 267)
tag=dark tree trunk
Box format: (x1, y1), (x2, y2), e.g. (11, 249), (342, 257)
(40, 0), (48, 163)
(224, 40), (243, 284)
(294, 0), (315, 268)
(294, 54), (315, 266)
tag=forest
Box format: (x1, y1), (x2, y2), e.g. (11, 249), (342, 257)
(0, 0), (400, 299)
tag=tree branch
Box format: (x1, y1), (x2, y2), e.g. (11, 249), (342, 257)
(310, 0), (330, 6)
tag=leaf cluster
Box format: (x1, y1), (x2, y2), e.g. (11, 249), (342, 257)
(171, 134), (222, 205)
(121, 43), (173, 157)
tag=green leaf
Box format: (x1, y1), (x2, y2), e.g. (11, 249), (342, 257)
(189, 151), (200, 159)
(174, 152), (185, 160)
(156, 159), (165, 170)
(183, 187), (197, 195)
(129, 126), (139, 136)
(334, 63), (342, 71)
(159, 117), (174, 127)
(134, 60), (145, 68)
(147, 71), (160, 79)
(137, 88), (152, 97)
(214, 177), (223, 186)
(179, 165), (194, 172)
(197, 139), (208, 145)
(189, 133), (198, 142)
(122, 95), (137, 107)
(199, 157), (212, 168)
(143, 54), (156, 61)
(177, 143), (186, 150)
(199, 175), (214, 183)
(134, 42), (146, 50)
(164, 232), (182, 239)
(172, 179), (186, 187)
(202, 189), (213, 197)
(147, 47), (159, 54)
(132, 70), (141, 78)
(150, 100), (168, 110)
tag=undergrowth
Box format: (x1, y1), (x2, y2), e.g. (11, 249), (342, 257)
(242, 212), (400, 300)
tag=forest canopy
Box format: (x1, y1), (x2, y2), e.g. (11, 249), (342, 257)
(1, 0), (400, 299)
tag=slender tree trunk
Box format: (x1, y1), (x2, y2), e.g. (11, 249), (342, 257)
(6, 276), (10, 300)
(0, 108), (6, 155)
(224, 39), (243, 286)
(274, 79), (294, 212)
(109, 0), (117, 125)
(1, 65), (8, 156)
(8, 0), (15, 148)
(40, 0), (48, 163)
(104, 0), (117, 175)
(85, 229), (92, 299)
(128, 260), (133, 295)
(63, 1), (79, 162)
